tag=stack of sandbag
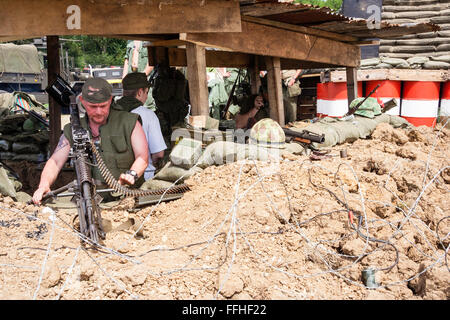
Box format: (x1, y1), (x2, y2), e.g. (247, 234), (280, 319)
(140, 137), (204, 190)
(380, 0), (450, 65)
(0, 92), (49, 163)
(359, 56), (450, 70)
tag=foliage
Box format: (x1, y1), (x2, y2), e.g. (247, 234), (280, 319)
(293, 0), (343, 11)
(12, 36), (127, 68)
(64, 36), (127, 68)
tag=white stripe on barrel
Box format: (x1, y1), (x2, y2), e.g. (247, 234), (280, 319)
(440, 81), (450, 117)
(316, 82), (362, 117)
(401, 81), (440, 127)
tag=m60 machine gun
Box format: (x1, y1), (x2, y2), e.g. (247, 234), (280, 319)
(44, 75), (190, 246)
(46, 76), (105, 244)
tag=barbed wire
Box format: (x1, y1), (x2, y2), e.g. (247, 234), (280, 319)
(0, 123), (448, 299)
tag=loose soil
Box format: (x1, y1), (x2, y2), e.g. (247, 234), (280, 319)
(0, 122), (449, 300)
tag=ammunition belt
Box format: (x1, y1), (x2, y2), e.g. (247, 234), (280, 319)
(90, 140), (190, 197)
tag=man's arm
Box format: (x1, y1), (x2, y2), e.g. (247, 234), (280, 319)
(118, 121), (149, 185)
(32, 135), (71, 204)
(288, 69), (302, 87)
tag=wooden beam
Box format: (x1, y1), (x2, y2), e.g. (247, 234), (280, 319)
(241, 15), (358, 43)
(346, 67), (358, 105)
(180, 21), (361, 67)
(47, 36), (61, 154)
(265, 56), (284, 126)
(323, 68), (450, 83)
(249, 56), (261, 95)
(149, 40), (188, 48)
(150, 47), (334, 69)
(0, 0), (241, 39)
(186, 43), (209, 116)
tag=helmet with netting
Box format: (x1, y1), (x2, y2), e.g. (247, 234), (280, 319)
(249, 118), (286, 149)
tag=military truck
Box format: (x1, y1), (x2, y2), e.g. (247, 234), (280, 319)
(0, 43), (48, 104)
(91, 67), (123, 96)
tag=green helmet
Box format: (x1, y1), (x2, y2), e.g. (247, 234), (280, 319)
(249, 118), (286, 149)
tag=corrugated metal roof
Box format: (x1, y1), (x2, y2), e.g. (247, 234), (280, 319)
(239, 0), (439, 41)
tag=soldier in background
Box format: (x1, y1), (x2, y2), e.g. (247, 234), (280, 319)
(122, 40), (155, 110)
(281, 69), (302, 124)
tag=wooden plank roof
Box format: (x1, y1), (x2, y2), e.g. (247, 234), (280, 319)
(238, 0), (440, 41)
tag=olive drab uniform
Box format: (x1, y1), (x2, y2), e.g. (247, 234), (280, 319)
(281, 70), (302, 124)
(63, 109), (145, 188)
(124, 40), (155, 110)
(207, 68), (229, 120)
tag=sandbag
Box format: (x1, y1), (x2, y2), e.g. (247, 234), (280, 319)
(140, 178), (177, 191)
(331, 121), (361, 144)
(196, 141), (247, 168)
(285, 142), (305, 155)
(436, 44), (450, 52)
(12, 153), (46, 162)
(407, 56), (430, 65)
(423, 61), (450, 69)
(15, 191), (32, 203)
(388, 115), (412, 128)
(12, 142), (41, 154)
(375, 63), (394, 69)
(154, 162), (203, 183)
(0, 152), (16, 160)
(430, 55), (450, 62)
(0, 140), (10, 151)
(0, 167), (16, 198)
(360, 58), (380, 67)
(169, 138), (202, 169)
(381, 57), (408, 66)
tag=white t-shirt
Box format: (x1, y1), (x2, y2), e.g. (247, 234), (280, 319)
(131, 106), (167, 180)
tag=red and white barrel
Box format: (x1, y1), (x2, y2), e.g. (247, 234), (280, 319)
(401, 81), (440, 127)
(316, 82), (328, 117)
(365, 80), (401, 116)
(316, 82), (362, 117)
(440, 81), (450, 119)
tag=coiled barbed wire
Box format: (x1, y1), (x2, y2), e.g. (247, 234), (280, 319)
(90, 140), (190, 197)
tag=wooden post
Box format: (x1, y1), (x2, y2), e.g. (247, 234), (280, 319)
(346, 67), (358, 105)
(186, 43), (208, 116)
(265, 56), (284, 126)
(47, 35), (61, 154)
(249, 55), (261, 95)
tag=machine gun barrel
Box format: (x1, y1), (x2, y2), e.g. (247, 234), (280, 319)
(283, 128), (325, 144)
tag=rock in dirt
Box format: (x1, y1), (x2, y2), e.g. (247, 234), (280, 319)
(372, 123), (409, 145)
(255, 209), (271, 225)
(43, 261), (61, 288)
(395, 145), (418, 160)
(218, 276), (244, 298)
(341, 238), (367, 256)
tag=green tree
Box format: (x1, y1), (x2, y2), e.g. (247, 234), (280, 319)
(293, 0), (343, 11)
(63, 36), (127, 68)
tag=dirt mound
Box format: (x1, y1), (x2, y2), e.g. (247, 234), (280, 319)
(0, 122), (449, 300)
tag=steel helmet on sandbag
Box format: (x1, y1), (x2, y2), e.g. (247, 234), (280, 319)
(249, 118), (286, 149)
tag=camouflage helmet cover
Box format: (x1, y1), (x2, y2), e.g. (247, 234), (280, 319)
(249, 118), (286, 149)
